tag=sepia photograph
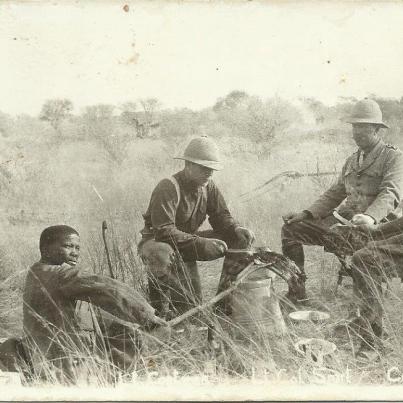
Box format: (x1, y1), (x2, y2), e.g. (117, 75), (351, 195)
(2, 0), (403, 400)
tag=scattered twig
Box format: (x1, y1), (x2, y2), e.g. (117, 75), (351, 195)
(239, 170), (338, 202)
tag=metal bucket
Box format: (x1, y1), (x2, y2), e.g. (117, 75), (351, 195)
(229, 268), (287, 337)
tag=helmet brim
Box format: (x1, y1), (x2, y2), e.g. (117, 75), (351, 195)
(346, 118), (389, 129)
(174, 157), (222, 170)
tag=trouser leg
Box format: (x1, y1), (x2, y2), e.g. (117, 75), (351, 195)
(169, 261), (202, 315)
(184, 261), (202, 303)
(281, 218), (356, 299)
(351, 235), (403, 346)
(351, 248), (385, 345)
(196, 229), (254, 316)
(138, 239), (202, 316)
(281, 219), (336, 271)
(281, 220), (328, 299)
(138, 240), (174, 316)
(147, 276), (169, 317)
(105, 322), (141, 372)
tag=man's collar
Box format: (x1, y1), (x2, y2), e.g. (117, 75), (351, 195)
(359, 138), (382, 157)
(357, 139), (385, 172)
(177, 170), (200, 191)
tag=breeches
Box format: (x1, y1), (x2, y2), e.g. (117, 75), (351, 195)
(138, 229), (247, 315)
(281, 216), (366, 272)
(351, 233), (403, 333)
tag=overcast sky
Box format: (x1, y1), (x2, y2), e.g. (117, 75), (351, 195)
(2, 1), (403, 115)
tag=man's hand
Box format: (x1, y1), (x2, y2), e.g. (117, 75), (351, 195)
(201, 238), (228, 258)
(282, 211), (309, 225)
(351, 214), (375, 226)
(234, 226), (255, 248)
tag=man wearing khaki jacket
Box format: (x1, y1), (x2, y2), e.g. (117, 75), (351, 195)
(281, 99), (403, 302)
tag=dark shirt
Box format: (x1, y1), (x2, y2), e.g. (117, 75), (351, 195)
(23, 261), (156, 363)
(142, 170), (239, 247)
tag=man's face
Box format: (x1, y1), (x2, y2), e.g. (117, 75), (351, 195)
(186, 162), (214, 187)
(352, 123), (378, 150)
(44, 234), (80, 266)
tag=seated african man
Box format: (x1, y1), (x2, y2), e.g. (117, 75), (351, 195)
(344, 216), (403, 360)
(21, 225), (166, 384)
(281, 99), (403, 303)
(138, 136), (255, 318)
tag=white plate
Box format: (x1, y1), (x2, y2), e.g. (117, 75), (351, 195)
(289, 310), (330, 322)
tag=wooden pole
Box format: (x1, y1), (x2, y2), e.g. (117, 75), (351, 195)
(102, 220), (115, 279)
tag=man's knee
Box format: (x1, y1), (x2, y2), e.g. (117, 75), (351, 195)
(139, 240), (174, 277)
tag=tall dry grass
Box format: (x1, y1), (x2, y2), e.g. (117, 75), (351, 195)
(1, 116), (403, 389)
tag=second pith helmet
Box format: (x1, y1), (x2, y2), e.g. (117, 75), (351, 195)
(346, 98), (389, 128)
(175, 136), (222, 170)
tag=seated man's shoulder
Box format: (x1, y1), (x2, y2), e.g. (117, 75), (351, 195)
(30, 261), (79, 279)
(153, 177), (179, 193)
(380, 143), (403, 166)
(384, 143), (402, 154)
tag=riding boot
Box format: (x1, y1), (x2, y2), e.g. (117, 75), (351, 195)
(282, 242), (307, 301)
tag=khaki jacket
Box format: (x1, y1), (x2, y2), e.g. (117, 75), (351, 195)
(308, 140), (403, 223)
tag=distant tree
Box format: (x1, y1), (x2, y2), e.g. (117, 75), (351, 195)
(247, 96), (302, 142)
(370, 96), (403, 123)
(213, 90), (249, 111)
(39, 99), (73, 132)
(0, 111), (12, 138)
(131, 98), (161, 138)
(212, 92), (301, 144)
(81, 104), (131, 163)
(300, 97), (327, 124)
(120, 102), (137, 126)
(139, 98), (161, 121)
(83, 104), (114, 122)
(120, 102), (145, 137)
(159, 108), (200, 142)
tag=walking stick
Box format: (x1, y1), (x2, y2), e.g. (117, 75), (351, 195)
(102, 220), (115, 279)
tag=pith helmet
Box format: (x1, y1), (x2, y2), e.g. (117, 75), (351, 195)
(346, 98), (389, 128)
(175, 136), (222, 170)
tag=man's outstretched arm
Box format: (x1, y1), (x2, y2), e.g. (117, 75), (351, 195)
(58, 266), (167, 327)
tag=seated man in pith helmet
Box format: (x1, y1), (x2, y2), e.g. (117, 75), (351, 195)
(138, 136), (255, 318)
(281, 98), (403, 303)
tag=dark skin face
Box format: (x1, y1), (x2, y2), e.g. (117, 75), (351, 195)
(352, 123), (380, 154)
(184, 161), (214, 187)
(41, 234), (80, 266)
